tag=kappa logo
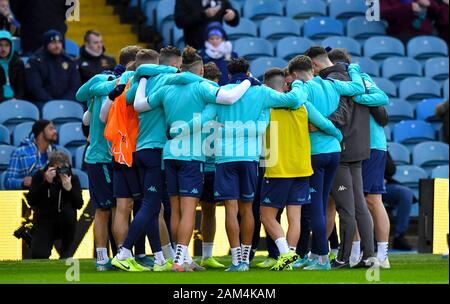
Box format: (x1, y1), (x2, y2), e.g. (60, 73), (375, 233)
(310, 188), (317, 193)
(337, 185), (348, 192)
(148, 186), (157, 193)
(263, 197), (271, 204)
(214, 191), (221, 197)
(191, 188), (199, 194)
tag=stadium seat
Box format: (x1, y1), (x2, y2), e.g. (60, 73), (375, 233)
(156, 0), (175, 30)
(444, 79), (449, 99)
(285, 0), (327, 20)
(12, 122), (33, 147)
(303, 17), (344, 40)
(233, 37), (274, 60)
(416, 99), (446, 122)
(42, 100), (84, 127)
(346, 17), (387, 40)
(229, 0), (242, 15)
(224, 18), (258, 41)
(388, 142), (410, 165)
(144, 0), (159, 27)
(59, 122), (87, 156)
(0, 100), (40, 132)
(364, 36), (405, 60)
(322, 37), (362, 57)
(0, 171), (5, 190)
(172, 26), (185, 49)
(385, 99), (414, 122)
(276, 37), (315, 60)
(393, 165), (428, 195)
(72, 169), (89, 189)
(259, 17), (300, 41)
(382, 57), (422, 81)
(431, 165), (449, 179)
(243, 0), (283, 20)
(425, 57), (449, 81)
(351, 57), (379, 77)
(0, 145), (15, 170)
(75, 145), (86, 170)
(393, 120), (436, 144)
(250, 57), (288, 80)
(384, 126), (392, 141)
(372, 77), (397, 98)
(407, 36), (448, 60)
(399, 77), (441, 102)
(412, 141), (449, 168)
(65, 39), (79, 57)
(0, 125), (10, 145)
(329, 0), (367, 20)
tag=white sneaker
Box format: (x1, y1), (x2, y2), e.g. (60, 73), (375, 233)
(378, 257), (391, 269)
(349, 252), (363, 268)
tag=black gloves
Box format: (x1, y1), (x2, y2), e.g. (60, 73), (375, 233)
(108, 84), (126, 100)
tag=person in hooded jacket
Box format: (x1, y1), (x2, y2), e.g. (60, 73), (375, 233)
(0, 29), (25, 102)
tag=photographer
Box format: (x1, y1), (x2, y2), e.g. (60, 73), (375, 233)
(27, 151), (84, 259)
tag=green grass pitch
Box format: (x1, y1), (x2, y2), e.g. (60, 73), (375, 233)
(0, 254), (447, 284)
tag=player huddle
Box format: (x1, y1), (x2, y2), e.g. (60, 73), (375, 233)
(77, 43), (390, 273)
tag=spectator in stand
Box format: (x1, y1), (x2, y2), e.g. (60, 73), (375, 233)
(9, 0), (69, 54)
(199, 22), (237, 85)
(25, 30), (81, 107)
(174, 0), (240, 50)
(4, 120), (59, 190)
(0, 0), (20, 35)
(383, 152), (415, 250)
(77, 30), (116, 84)
(380, 0), (448, 43)
(0, 30), (25, 102)
(435, 100), (449, 144)
(434, 0), (449, 44)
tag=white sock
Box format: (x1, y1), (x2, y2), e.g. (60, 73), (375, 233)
(136, 254), (146, 259)
(274, 237), (289, 255)
(377, 242), (389, 262)
(331, 248), (339, 256)
(350, 241), (361, 262)
(96, 247), (109, 264)
(231, 247), (242, 266)
(184, 249), (193, 264)
(174, 244), (187, 266)
(289, 246), (296, 253)
(162, 244), (175, 260)
(154, 251), (166, 266)
(202, 242), (214, 259)
(318, 255), (329, 265)
(309, 253), (318, 260)
(117, 247), (133, 260)
(241, 244), (252, 264)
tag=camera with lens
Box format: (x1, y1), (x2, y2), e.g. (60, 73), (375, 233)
(13, 218), (33, 247)
(56, 166), (72, 176)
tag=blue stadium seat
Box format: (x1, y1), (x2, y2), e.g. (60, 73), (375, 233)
(322, 36), (361, 57)
(416, 99), (446, 122)
(75, 145), (86, 170)
(393, 165), (428, 195)
(276, 37), (315, 60)
(0, 125), (10, 145)
(156, 0), (175, 30)
(372, 77), (397, 98)
(303, 17), (344, 40)
(444, 79), (449, 99)
(13, 122), (33, 147)
(65, 39), (79, 57)
(233, 37), (274, 60)
(144, 0), (159, 27)
(431, 165), (449, 179)
(384, 126), (392, 141)
(229, 0), (242, 15)
(59, 122), (87, 156)
(364, 36), (405, 60)
(224, 18), (258, 41)
(413, 141), (449, 168)
(0, 171), (5, 190)
(42, 100), (84, 127)
(399, 77), (441, 102)
(382, 57), (422, 81)
(259, 17), (300, 41)
(351, 57), (379, 77)
(72, 169), (89, 189)
(346, 17), (387, 40)
(329, 0), (367, 20)
(250, 57), (288, 80)
(0, 145), (15, 170)
(388, 142), (410, 165)
(286, 0), (327, 20)
(243, 0), (283, 20)
(0, 100), (40, 132)
(393, 120), (436, 144)
(385, 99), (414, 122)
(425, 57), (449, 81)
(407, 36), (448, 60)
(172, 26), (185, 49)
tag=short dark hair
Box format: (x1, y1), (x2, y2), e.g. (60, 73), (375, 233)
(304, 46), (329, 60)
(84, 30), (101, 43)
(328, 48), (352, 64)
(227, 58), (250, 75)
(159, 45), (182, 65)
(288, 55), (313, 74)
(264, 68), (285, 83)
(203, 62), (222, 82)
(135, 49), (160, 64)
(119, 45), (142, 66)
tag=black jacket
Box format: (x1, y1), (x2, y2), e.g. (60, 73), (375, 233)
(27, 169), (83, 222)
(174, 0), (240, 50)
(10, 0), (69, 54)
(77, 46), (116, 84)
(322, 63), (371, 163)
(0, 53), (26, 102)
(25, 48), (81, 102)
